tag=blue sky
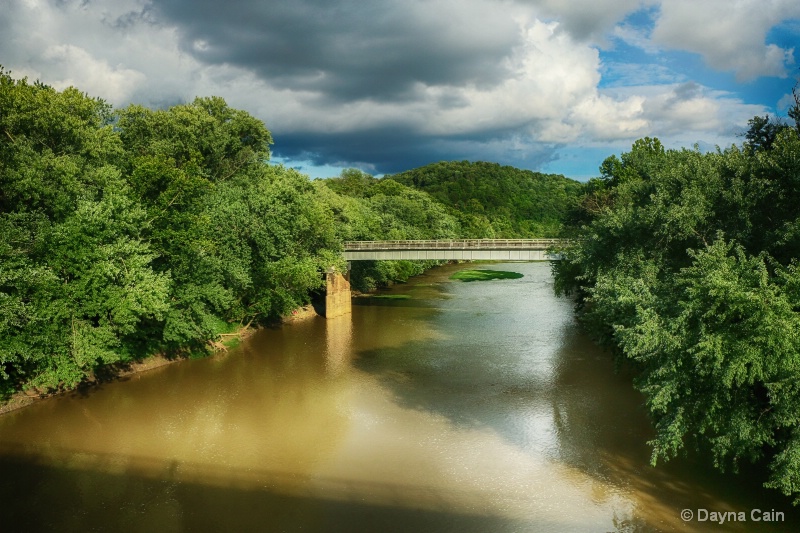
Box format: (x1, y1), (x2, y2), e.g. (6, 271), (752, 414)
(2, 0), (798, 180)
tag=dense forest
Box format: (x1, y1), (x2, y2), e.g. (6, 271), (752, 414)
(387, 160), (584, 237)
(0, 69), (577, 400)
(319, 168), (459, 292)
(0, 70), (339, 396)
(553, 92), (800, 502)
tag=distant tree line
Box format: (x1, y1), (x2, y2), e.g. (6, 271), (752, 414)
(387, 160), (584, 238)
(553, 85), (800, 503)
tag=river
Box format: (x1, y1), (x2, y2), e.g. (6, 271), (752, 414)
(0, 262), (796, 532)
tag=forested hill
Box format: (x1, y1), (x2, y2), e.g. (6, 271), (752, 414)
(386, 161), (584, 237)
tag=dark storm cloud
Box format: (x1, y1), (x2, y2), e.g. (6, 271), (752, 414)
(671, 81), (702, 101)
(103, 6), (156, 30)
(513, 0), (646, 42)
(149, 0), (521, 103)
(273, 127), (559, 176)
(143, 0), (558, 174)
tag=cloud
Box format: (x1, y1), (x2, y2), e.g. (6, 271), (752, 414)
(39, 44), (147, 102)
(139, 2), (659, 160)
(152, 0), (522, 104)
(0, 0), (190, 105)
(0, 0), (789, 177)
(778, 91), (799, 112)
(611, 18), (660, 54)
(214, 15), (658, 164)
(603, 83), (765, 145)
(273, 127), (561, 175)
(651, 0), (800, 81)
(518, 0), (653, 42)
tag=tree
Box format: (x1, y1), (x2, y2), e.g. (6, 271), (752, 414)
(789, 81), (800, 134)
(0, 70), (169, 393)
(116, 98), (278, 348)
(553, 125), (800, 502)
(387, 160), (584, 238)
(0, 68), (122, 220)
(744, 115), (787, 153)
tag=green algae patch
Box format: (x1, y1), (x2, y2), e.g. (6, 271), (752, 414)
(450, 269), (523, 282)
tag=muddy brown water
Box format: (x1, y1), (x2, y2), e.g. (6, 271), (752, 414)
(0, 262), (797, 532)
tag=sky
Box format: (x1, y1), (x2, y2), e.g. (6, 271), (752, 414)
(1, 0), (799, 180)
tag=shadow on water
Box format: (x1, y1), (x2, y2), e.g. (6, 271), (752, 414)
(548, 327), (800, 531)
(0, 445), (543, 533)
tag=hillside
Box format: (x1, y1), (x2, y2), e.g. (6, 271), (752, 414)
(386, 160), (585, 237)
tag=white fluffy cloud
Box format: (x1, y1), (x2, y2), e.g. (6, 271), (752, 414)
(651, 0), (800, 81)
(0, 0), (197, 105)
(39, 44), (146, 103)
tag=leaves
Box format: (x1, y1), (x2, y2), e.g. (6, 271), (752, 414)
(0, 71), (334, 394)
(386, 160), (584, 238)
(554, 127), (800, 501)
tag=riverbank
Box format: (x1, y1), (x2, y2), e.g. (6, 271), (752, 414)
(0, 263), (480, 417)
(0, 305), (321, 417)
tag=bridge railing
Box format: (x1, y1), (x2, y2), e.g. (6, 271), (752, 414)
(343, 239), (569, 251)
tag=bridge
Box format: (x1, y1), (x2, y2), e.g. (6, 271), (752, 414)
(324, 239), (567, 318)
(325, 239), (567, 318)
(343, 239), (566, 261)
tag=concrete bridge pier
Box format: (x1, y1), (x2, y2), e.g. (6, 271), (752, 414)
(324, 266), (352, 318)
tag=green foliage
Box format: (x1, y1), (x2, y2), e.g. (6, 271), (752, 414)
(117, 100), (341, 348)
(0, 70), (170, 394)
(449, 269), (524, 282)
(788, 81), (800, 134)
(0, 70), (122, 221)
(745, 115), (788, 153)
(322, 168), (376, 198)
(387, 160), (585, 238)
(320, 169), (462, 291)
(117, 96), (272, 183)
(0, 70), (340, 395)
(554, 126), (800, 502)
(0, 171), (170, 393)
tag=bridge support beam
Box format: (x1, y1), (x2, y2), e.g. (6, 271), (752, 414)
(344, 249), (560, 261)
(324, 267), (351, 319)
(342, 239), (567, 261)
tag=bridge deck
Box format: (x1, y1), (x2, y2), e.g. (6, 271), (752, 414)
(343, 239), (565, 260)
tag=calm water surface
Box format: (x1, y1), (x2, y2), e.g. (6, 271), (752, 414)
(0, 262), (796, 532)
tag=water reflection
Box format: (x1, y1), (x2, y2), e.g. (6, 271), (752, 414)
(325, 314), (353, 376)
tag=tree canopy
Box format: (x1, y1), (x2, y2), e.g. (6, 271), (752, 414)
(553, 108), (800, 502)
(386, 160), (584, 238)
(318, 168), (461, 291)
